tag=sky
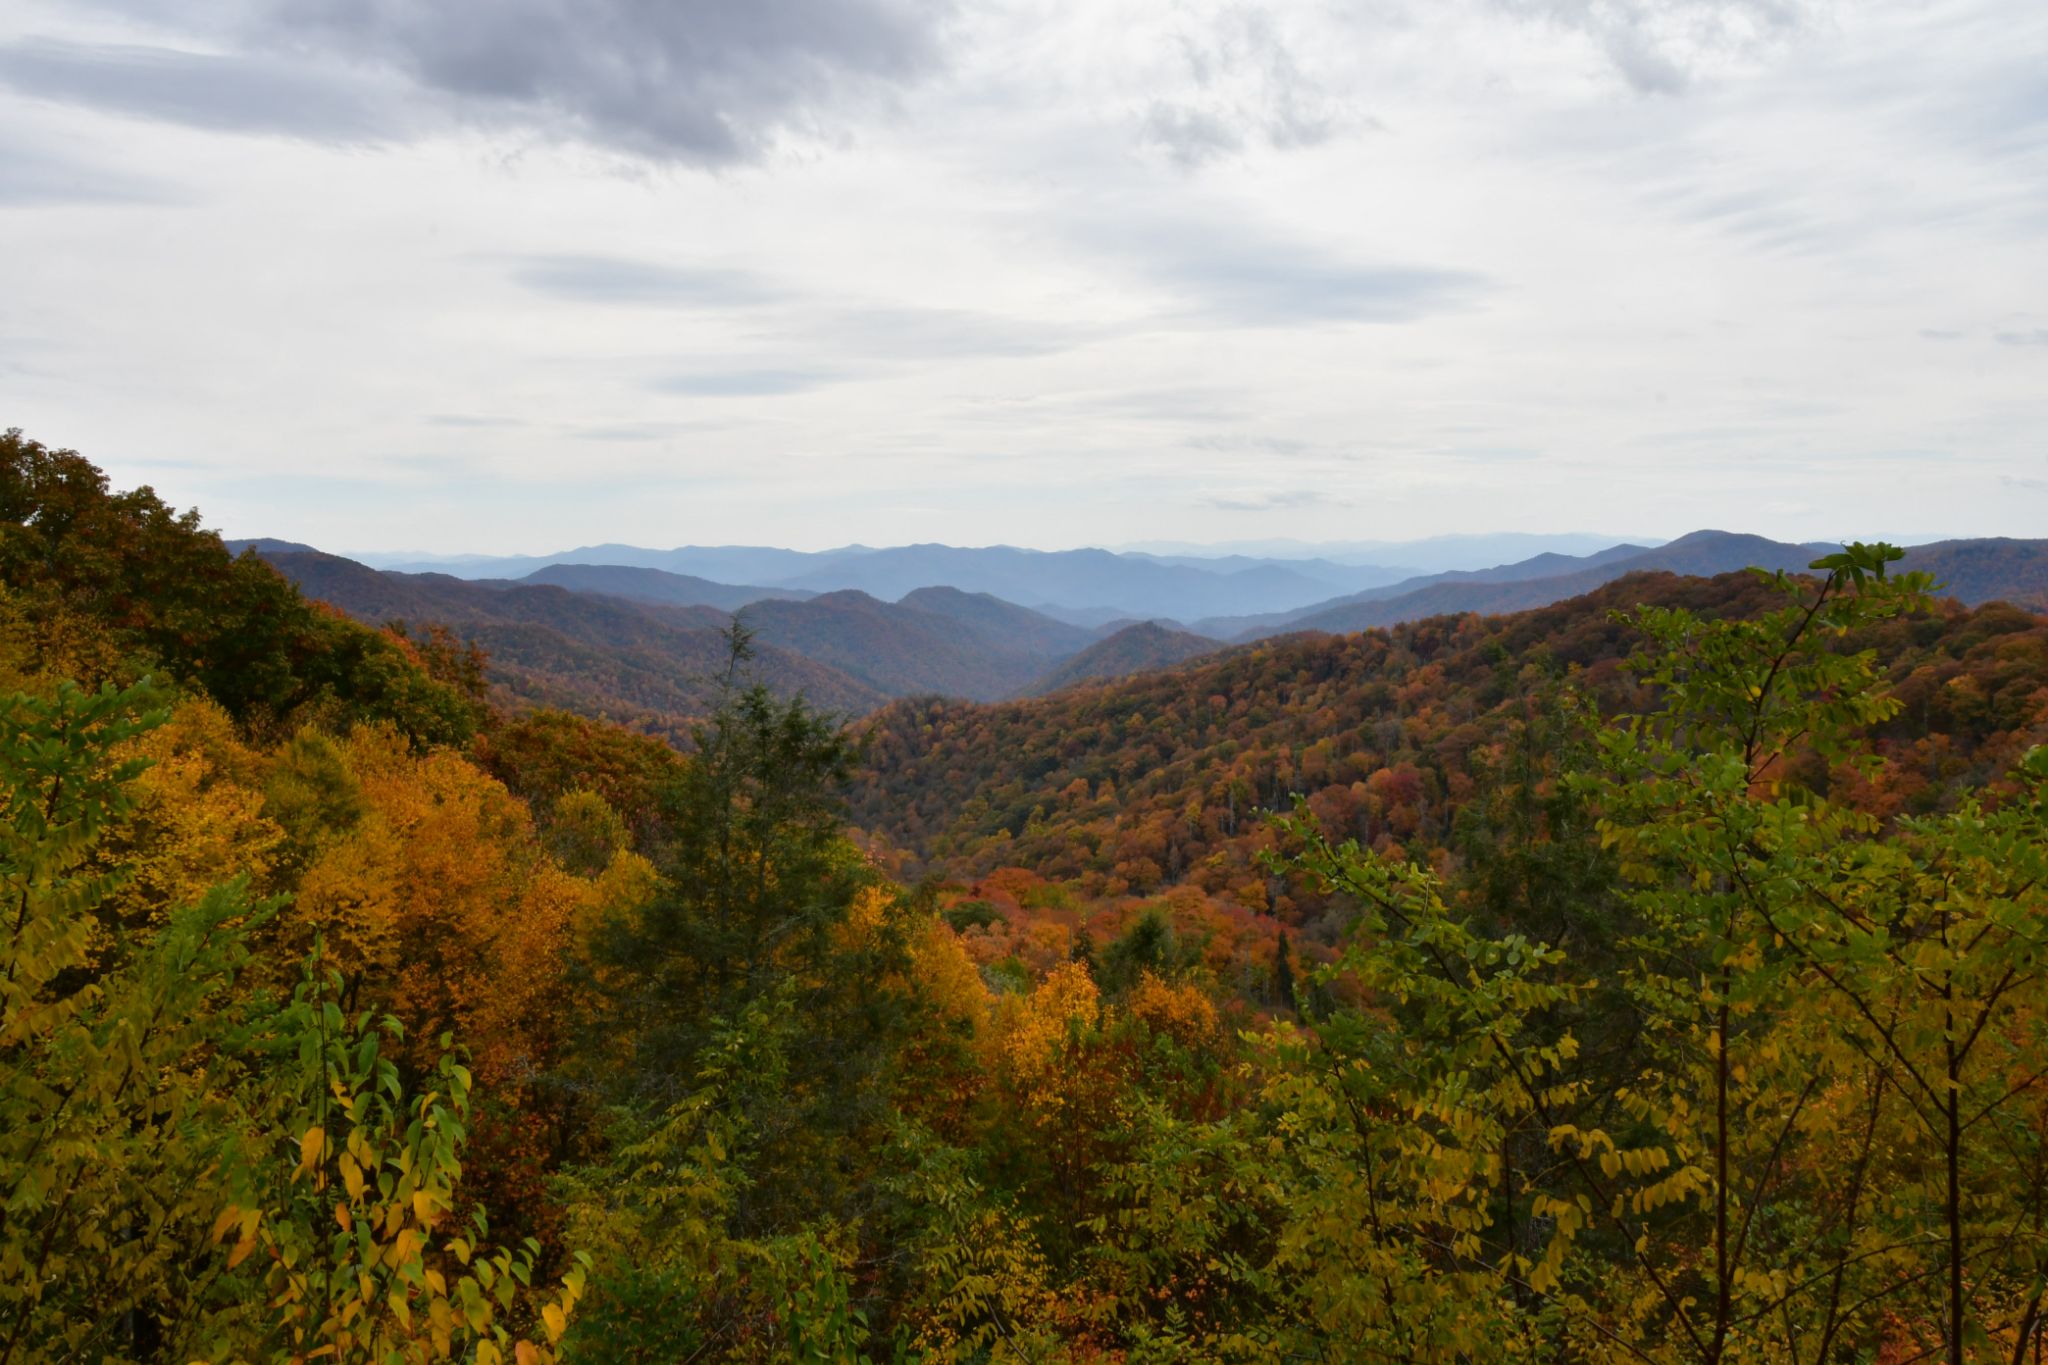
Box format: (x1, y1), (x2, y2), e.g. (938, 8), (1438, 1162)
(1, 0), (2044, 555)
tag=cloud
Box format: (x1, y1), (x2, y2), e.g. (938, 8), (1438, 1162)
(1075, 201), (1484, 327)
(132, 0), (951, 163)
(508, 254), (779, 307)
(424, 413), (526, 428)
(1489, 0), (1823, 95)
(1137, 7), (1360, 167)
(1186, 434), (1309, 456)
(1149, 239), (1482, 325)
(0, 39), (397, 142)
(1200, 488), (1331, 512)
(817, 305), (1082, 359)
(650, 368), (840, 396)
(1141, 104), (1245, 167)
(0, 133), (177, 206)
(1202, 257), (1475, 324)
(17, 0), (950, 162)
(565, 422), (692, 442)
(508, 254), (1083, 358)
(1995, 328), (2048, 347)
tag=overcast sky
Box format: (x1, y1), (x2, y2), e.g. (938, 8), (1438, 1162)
(2, 0), (2043, 554)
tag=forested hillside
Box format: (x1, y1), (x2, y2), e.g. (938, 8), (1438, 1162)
(258, 548), (889, 732)
(1200, 528), (2048, 639)
(857, 570), (2048, 901)
(1025, 620), (1223, 696)
(7, 428), (2048, 1363)
(518, 561), (815, 611)
(259, 549), (1111, 711)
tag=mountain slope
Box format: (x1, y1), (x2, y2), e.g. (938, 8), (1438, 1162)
(1194, 540), (1684, 637)
(764, 544), (1360, 620)
(1228, 532), (1834, 640)
(1900, 538), (2048, 610)
(1027, 622), (1222, 696)
(266, 553), (1108, 713)
(520, 562), (811, 611)
(852, 570), (2048, 896)
(1208, 533), (2048, 642)
(259, 551), (886, 733)
(736, 590), (1069, 701)
(895, 585), (1096, 658)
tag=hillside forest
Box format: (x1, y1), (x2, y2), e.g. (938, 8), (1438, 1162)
(6, 427), (2048, 1363)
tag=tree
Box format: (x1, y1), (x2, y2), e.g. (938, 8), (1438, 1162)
(563, 625), (915, 1348)
(1270, 929), (1295, 1011)
(0, 678), (581, 1363)
(1590, 544), (2048, 1361)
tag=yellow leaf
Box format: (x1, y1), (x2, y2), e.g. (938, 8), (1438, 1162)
(516, 1343), (540, 1365)
(298, 1126), (326, 1175)
(542, 1303), (566, 1343)
(340, 1153), (365, 1202)
(210, 1205), (241, 1245)
(227, 1235), (258, 1269)
(412, 1190), (435, 1225)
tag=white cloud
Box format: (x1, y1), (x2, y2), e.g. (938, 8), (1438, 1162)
(0, 0), (2042, 552)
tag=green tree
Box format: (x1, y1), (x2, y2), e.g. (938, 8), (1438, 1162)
(565, 625), (913, 1351)
(1590, 544), (2048, 1362)
(0, 678), (578, 1363)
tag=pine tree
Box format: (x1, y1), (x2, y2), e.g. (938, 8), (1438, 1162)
(1272, 929), (1296, 1011)
(1070, 926), (1096, 978)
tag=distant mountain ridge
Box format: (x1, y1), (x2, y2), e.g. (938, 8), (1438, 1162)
(1193, 531), (2048, 641)
(364, 541), (1426, 623)
(256, 550), (887, 735)
(517, 562), (813, 612)
(251, 549), (1127, 726)
(246, 532), (2048, 738)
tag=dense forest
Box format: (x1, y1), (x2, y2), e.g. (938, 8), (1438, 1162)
(6, 427), (2048, 1363)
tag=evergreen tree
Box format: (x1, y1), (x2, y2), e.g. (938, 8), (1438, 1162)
(1070, 926), (1096, 978)
(1271, 928), (1295, 1011)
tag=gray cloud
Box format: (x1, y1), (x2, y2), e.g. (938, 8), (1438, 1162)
(0, 134), (176, 206)
(25, 0), (948, 162)
(1186, 434), (1310, 455)
(819, 305), (1081, 359)
(256, 0), (946, 163)
(425, 413), (527, 428)
(1140, 8), (1360, 168)
(1065, 387), (1248, 423)
(1201, 488), (1334, 512)
(0, 39), (397, 141)
(1080, 205), (1483, 326)
(1490, 0), (1821, 95)
(1142, 104), (1245, 167)
(1154, 244), (1481, 325)
(1443, 445), (1544, 462)
(1995, 328), (2048, 347)
(509, 254), (1082, 358)
(508, 254), (779, 307)
(650, 368), (840, 396)
(566, 422), (691, 442)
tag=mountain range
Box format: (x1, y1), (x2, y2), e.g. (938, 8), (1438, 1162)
(235, 531), (2048, 737)
(244, 549), (1163, 734)
(357, 542), (1424, 623)
(1194, 533), (2048, 640)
